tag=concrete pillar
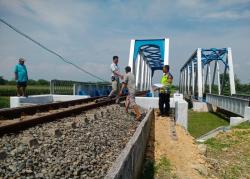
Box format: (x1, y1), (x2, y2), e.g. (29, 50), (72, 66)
(175, 100), (188, 130)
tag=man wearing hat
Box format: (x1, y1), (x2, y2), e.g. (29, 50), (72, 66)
(14, 58), (28, 97)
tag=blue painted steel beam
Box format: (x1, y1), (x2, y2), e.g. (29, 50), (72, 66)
(132, 39), (166, 73)
(181, 48), (229, 71)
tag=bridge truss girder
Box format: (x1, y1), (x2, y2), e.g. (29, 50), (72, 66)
(179, 48), (236, 100)
(128, 38), (170, 92)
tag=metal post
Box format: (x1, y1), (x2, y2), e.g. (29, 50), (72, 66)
(203, 65), (206, 93)
(164, 38), (170, 65)
(204, 65), (208, 93)
(183, 68), (186, 94)
(140, 59), (145, 91)
(147, 67), (149, 90)
(208, 63), (211, 93)
(73, 84), (76, 95)
(179, 70), (182, 93)
(180, 70), (183, 93)
(145, 64), (147, 90)
(197, 48), (203, 100)
(128, 39), (135, 74)
(187, 65), (190, 95)
(50, 80), (55, 94)
(192, 61), (195, 95)
(135, 54), (141, 90)
(144, 62), (148, 90)
(227, 48), (236, 95)
(212, 61), (217, 88)
(217, 61), (221, 95)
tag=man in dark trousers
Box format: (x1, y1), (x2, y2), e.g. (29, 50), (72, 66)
(159, 65), (173, 116)
(15, 58), (28, 97)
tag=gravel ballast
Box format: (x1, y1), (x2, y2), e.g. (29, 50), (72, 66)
(0, 104), (143, 178)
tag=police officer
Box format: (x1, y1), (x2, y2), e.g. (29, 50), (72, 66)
(159, 65), (173, 116)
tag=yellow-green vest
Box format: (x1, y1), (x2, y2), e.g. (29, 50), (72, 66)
(160, 73), (172, 93)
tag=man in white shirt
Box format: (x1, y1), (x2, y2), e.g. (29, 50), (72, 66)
(109, 56), (123, 97)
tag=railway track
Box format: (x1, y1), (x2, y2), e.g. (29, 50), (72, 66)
(0, 91), (146, 135)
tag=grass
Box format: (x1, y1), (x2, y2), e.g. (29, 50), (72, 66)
(205, 121), (250, 179)
(141, 156), (176, 179)
(0, 96), (10, 108)
(0, 85), (50, 96)
(188, 110), (229, 138)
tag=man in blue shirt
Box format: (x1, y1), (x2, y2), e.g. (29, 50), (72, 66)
(14, 58), (28, 97)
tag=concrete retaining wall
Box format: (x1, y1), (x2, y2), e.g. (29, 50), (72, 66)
(105, 109), (154, 179)
(135, 93), (184, 110)
(135, 97), (174, 109)
(10, 95), (90, 108)
(193, 101), (209, 112)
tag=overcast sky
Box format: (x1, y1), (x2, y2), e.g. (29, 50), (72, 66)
(0, 0), (250, 84)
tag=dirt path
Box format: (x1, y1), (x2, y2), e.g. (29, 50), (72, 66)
(145, 112), (211, 179)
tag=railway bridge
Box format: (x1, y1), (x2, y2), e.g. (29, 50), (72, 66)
(1, 38), (250, 179)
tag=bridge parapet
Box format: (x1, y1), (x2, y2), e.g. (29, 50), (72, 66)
(206, 93), (250, 118)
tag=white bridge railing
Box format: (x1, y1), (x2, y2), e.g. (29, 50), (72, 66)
(206, 93), (250, 117)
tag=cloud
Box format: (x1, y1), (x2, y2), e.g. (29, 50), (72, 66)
(204, 10), (250, 20)
(0, 0), (250, 84)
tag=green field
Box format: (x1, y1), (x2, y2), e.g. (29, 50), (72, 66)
(188, 111), (229, 138)
(0, 85), (50, 96)
(0, 96), (10, 108)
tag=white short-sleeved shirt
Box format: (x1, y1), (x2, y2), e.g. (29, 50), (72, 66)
(110, 63), (120, 78)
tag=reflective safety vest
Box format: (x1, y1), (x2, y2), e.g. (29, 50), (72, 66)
(160, 72), (173, 93)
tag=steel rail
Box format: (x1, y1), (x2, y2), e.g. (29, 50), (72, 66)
(0, 92), (146, 135)
(0, 96), (105, 119)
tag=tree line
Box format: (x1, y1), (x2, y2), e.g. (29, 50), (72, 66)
(0, 76), (49, 86)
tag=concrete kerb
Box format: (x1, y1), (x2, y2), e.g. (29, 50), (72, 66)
(196, 107), (250, 142)
(105, 109), (154, 179)
(196, 126), (230, 143)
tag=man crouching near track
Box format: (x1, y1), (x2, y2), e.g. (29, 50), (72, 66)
(119, 66), (143, 121)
